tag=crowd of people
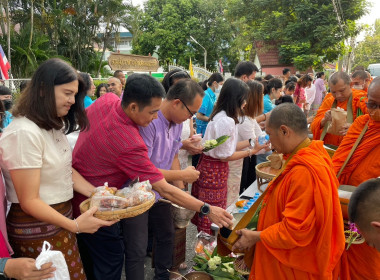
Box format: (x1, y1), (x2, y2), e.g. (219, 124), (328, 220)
(0, 57), (379, 280)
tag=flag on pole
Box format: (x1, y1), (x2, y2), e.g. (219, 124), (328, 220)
(189, 58), (194, 78)
(218, 59), (223, 74)
(0, 45), (10, 80)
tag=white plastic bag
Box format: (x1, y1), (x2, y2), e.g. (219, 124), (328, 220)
(35, 241), (70, 280)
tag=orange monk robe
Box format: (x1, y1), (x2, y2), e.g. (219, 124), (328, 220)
(250, 141), (345, 280)
(332, 114), (380, 280)
(310, 90), (367, 146)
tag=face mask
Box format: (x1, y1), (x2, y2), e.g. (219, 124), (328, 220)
(214, 85), (222, 94)
(368, 108), (380, 122)
(352, 84), (364, 90)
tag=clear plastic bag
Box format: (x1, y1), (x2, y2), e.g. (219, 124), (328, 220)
(35, 241), (70, 280)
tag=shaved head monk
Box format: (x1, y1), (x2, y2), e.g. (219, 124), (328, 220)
(332, 77), (380, 280)
(349, 178), (380, 252)
(310, 71), (367, 147)
(233, 103), (345, 279)
(351, 70), (371, 92)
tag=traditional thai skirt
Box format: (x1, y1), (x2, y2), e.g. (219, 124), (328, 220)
(172, 227), (186, 267)
(7, 201), (86, 280)
(191, 155), (229, 234)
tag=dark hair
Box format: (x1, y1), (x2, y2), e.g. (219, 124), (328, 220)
(19, 81), (29, 92)
(264, 74), (274, 81)
(12, 58), (88, 134)
(265, 78), (283, 95)
(268, 103), (307, 134)
(166, 79), (205, 105)
(122, 74), (166, 110)
(209, 78), (249, 124)
(295, 74), (302, 79)
(0, 86), (11, 96)
(283, 68), (290, 75)
(287, 76), (298, 83)
(352, 70), (368, 80)
(349, 178), (380, 230)
(254, 77), (263, 81)
(199, 81), (207, 90)
(79, 72), (91, 94)
(297, 74), (313, 87)
(114, 70), (124, 77)
(329, 71), (351, 86)
(162, 69), (191, 93)
(202, 73), (224, 89)
(275, 95), (294, 105)
(234, 61), (259, 78)
(285, 81), (296, 91)
(95, 83), (109, 98)
(245, 80), (264, 118)
(316, 72), (325, 79)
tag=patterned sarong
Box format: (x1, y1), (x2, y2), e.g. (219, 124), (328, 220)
(191, 155), (229, 234)
(7, 201), (86, 279)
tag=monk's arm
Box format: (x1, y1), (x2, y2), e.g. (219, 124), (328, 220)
(260, 167), (316, 250)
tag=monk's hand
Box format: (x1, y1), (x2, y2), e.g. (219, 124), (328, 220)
(338, 123), (351, 136)
(232, 229), (261, 252)
(208, 206), (233, 228)
(321, 110), (332, 127)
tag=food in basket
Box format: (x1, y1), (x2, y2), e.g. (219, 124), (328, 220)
(268, 153), (284, 169)
(90, 196), (129, 211)
(89, 180), (154, 212)
(203, 135), (230, 152)
(258, 165), (281, 176)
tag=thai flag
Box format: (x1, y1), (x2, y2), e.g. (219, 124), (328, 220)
(218, 59), (223, 74)
(0, 45), (10, 80)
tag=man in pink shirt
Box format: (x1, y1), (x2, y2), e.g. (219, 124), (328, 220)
(72, 74), (232, 280)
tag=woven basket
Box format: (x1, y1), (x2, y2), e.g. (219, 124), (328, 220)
(79, 191), (155, 221)
(255, 161), (277, 192)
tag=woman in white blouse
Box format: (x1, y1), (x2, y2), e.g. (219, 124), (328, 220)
(227, 81), (270, 205)
(191, 78), (264, 234)
(0, 58), (115, 279)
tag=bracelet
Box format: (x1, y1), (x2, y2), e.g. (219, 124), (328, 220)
(74, 218), (81, 234)
(263, 113), (267, 121)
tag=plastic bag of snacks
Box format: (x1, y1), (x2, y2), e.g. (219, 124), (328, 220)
(194, 231), (216, 259)
(89, 181), (154, 212)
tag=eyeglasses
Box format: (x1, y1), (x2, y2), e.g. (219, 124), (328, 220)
(365, 102), (380, 109)
(179, 99), (196, 117)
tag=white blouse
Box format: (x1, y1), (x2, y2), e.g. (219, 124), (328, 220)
(203, 111), (238, 159)
(236, 117), (266, 154)
(0, 117), (73, 205)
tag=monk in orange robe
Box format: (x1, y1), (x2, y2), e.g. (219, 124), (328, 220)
(232, 103), (345, 279)
(332, 77), (380, 280)
(351, 70), (371, 93)
(310, 71), (366, 147)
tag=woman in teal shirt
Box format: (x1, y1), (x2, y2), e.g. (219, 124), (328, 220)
(263, 78), (283, 114)
(195, 73), (224, 136)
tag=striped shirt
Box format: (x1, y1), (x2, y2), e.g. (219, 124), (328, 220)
(72, 93), (164, 217)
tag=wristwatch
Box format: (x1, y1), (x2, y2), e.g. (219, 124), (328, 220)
(249, 138), (255, 147)
(0, 258), (10, 279)
(199, 203), (210, 218)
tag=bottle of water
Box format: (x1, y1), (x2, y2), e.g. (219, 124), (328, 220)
(258, 133), (269, 145)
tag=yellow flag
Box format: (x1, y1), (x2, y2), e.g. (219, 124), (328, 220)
(189, 58), (194, 78)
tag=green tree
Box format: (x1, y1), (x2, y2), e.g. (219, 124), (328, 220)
(227, 0), (369, 71)
(353, 19), (380, 69)
(133, 0), (237, 71)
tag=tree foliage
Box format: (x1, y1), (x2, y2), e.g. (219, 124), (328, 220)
(353, 19), (380, 69)
(227, 0), (369, 71)
(133, 0), (237, 71)
(1, 0), (129, 77)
